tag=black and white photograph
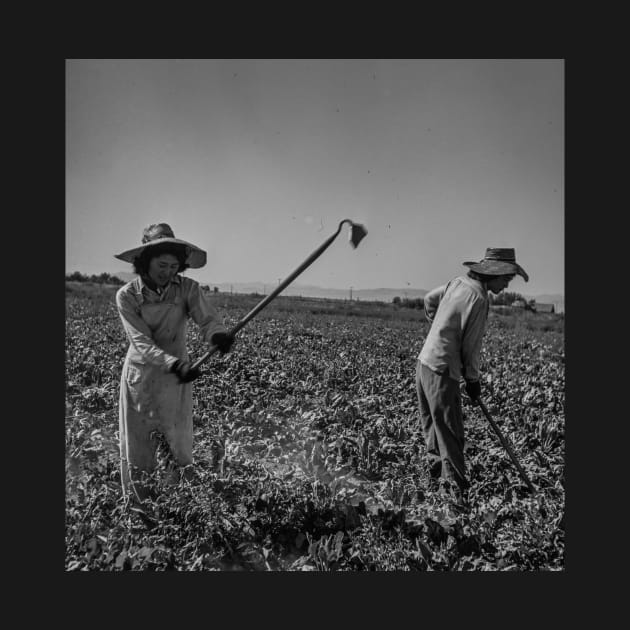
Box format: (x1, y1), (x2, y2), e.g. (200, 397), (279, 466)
(65, 59), (564, 571)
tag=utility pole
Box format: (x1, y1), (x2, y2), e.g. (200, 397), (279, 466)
(349, 286), (353, 301)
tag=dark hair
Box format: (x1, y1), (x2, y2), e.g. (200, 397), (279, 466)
(132, 243), (190, 275)
(467, 270), (514, 283)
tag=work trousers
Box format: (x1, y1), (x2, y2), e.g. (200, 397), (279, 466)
(415, 361), (469, 490)
(119, 415), (194, 503)
(119, 362), (194, 503)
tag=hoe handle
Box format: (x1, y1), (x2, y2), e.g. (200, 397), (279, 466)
(191, 220), (352, 371)
(477, 398), (537, 494)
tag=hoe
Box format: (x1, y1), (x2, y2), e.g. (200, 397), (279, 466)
(191, 219), (368, 372)
(477, 397), (537, 494)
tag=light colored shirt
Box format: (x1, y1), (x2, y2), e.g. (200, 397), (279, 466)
(116, 274), (227, 372)
(419, 275), (489, 383)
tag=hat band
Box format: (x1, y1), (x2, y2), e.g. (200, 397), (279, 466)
(484, 254), (516, 263)
(142, 233), (173, 244)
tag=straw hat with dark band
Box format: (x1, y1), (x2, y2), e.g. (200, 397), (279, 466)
(114, 223), (207, 269)
(462, 248), (529, 282)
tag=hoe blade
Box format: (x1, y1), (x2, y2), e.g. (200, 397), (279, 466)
(349, 222), (368, 248)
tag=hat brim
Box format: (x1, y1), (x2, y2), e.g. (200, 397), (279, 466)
(114, 237), (207, 269)
(463, 260), (529, 282)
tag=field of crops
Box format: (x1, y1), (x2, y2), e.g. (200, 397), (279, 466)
(65, 282), (565, 571)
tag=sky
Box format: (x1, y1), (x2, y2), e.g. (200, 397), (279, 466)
(66, 59), (564, 297)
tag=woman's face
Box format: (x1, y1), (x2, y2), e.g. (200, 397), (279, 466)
(147, 253), (180, 287)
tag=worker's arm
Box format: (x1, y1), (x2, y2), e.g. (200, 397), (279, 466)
(460, 296), (489, 383)
(423, 284), (447, 323)
(184, 279), (233, 350)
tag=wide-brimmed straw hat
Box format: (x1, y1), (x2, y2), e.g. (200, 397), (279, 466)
(462, 248), (529, 282)
(114, 223), (207, 269)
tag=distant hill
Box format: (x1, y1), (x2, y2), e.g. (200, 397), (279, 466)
(195, 281), (427, 303)
(112, 271), (562, 307)
(112, 273), (426, 302)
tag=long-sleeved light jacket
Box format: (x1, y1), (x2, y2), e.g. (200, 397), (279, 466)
(116, 274), (226, 372)
(419, 275), (489, 383)
(116, 274), (227, 483)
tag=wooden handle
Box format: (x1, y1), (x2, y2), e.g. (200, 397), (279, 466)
(189, 219), (359, 371)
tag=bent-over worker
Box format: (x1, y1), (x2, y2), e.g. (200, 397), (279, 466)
(416, 247), (529, 503)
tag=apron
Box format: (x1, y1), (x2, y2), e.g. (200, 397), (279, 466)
(118, 286), (194, 498)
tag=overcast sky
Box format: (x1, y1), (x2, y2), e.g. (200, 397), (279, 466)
(66, 59), (563, 296)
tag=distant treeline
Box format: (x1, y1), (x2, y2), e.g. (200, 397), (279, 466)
(66, 271), (124, 285)
(67, 273), (531, 307)
(392, 296), (424, 310)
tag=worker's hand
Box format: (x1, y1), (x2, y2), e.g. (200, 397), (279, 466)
(464, 380), (481, 403)
(211, 331), (235, 354)
(171, 360), (202, 384)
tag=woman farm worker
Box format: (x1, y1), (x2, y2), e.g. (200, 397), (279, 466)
(114, 223), (235, 503)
